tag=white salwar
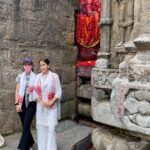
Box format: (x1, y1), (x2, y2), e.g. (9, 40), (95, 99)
(37, 125), (57, 150)
(34, 71), (62, 150)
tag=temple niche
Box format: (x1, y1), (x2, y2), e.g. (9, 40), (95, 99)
(92, 0), (150, 149)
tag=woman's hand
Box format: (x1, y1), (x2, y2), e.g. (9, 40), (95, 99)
(38, 98), (54, 108)
(16, 105), (22, 112)
(37, 96), (42, 103)
(42, 101), (52, 108)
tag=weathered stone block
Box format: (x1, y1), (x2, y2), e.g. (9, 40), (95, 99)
(62, 48), (77, 64)
(0, 50), (10, 67)
(47, 49), (63, 65)
(77, 84), (93, 99)
(91, 68), (119, 89)
(93, 88), (109, 101)
(0, 90), (22, 134)
(60, 65), (76, 84)
(61, 99), (76, 119)
(2, 68), (18, 89)
(92, 98), (124, 128)
(0, 90), (15, 108)
(0, 110), (15, 134)
(62, 82), (76, 101)
(92, 128), (130, 150)
(92, 127), (150, 150)
(78, 103), (91, 117)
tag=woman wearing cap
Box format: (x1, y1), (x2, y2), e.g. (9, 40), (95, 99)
(15, 57), (36, 150)
(34, 58), (62, 150)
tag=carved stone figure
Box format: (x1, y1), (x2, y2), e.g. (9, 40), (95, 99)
(116, 0), (134, 47)
(111, 50), (150, 135)
(130, 0), (141, 40)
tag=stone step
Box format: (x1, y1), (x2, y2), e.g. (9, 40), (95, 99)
(1, 120), (93, 150)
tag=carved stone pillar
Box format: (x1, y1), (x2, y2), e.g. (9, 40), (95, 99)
(95, 0), (112, 69)
(91, 0), (120, 127)
(91, 0), (116, 91)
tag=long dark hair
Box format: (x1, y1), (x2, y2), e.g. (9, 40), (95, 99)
(39, 58), (50, 65)
(39, 58), (51, 71)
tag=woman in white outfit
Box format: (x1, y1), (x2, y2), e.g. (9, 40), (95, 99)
(34, 58), (62, 150)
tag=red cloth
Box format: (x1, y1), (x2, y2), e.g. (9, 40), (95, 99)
(79, 0), (101, 14)
(78, 44), (99, 61)
(76, 61), (96, 67)
(76, 0), (101, 63)
(76, 13), (100, 48)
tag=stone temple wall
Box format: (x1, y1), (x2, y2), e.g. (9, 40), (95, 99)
(0, 0), (76, 134)
(92, 0), (150, 145)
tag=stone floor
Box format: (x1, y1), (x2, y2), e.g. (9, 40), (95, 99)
(1, 120), (93, 150)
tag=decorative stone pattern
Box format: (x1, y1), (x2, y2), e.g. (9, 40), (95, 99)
(123, 90), (150, 130)
(110, 36), (150, 136)
(91, 68), (119, 89)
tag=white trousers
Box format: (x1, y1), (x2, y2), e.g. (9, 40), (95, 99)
(37, 125), (57, 150)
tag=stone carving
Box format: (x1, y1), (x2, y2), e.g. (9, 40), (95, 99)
(92, 128), (130, 150)
(111, 45), (150, 135)
(91, 68), (119, 89)
(92, 127), (150, 150)
(116, 0), (134, 47)
(122, 89), (150, 135)
(111, 83), (150, 135)
(125, 51), (150, 81)
(110, 77), (129, 120)
(130, 0), (141, 40)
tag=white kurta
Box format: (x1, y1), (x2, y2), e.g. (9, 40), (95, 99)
(34, 71), (62, 150)
(35, 71), (62, 127)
